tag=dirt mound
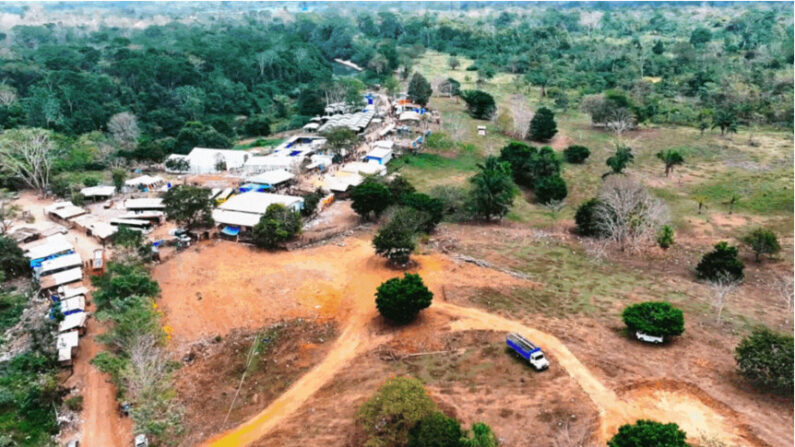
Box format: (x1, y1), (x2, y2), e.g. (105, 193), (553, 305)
(176, 319), (337, 447)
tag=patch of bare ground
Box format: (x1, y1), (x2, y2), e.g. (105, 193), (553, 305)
(258, 330), (600, 447)
(176, 319), (338, 447)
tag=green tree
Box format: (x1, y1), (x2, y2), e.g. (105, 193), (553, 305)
(469, 156), (516, 221)
(447, 56), (460, 70)
(322, 127), (359, 157)
(608, 420), (689, 447)
(534, 175), (568, 204)
(712, 109), (737, 136)
(575, 198), (603, 237)
(741, 228), (780, 262)
(657, 225), (675, 249)
(112, 226), (143, 249)
(351, 178), (392, 220)
(408, 411), (462, 447)
(91, 262), (160, 310)
(162, 185), (214, 230)
(356, 377), (437, 447)
(301, 188), (325, 217)
(461, 422), (499, 447)
(243, 115), (271, 137)
(690, 27), (713, 47)
(407, 72), (432, 106)
(402, 192), (444, 233)
(373, 207), (425, 266)
(563, 145), (590, 164)
(375, 273), (433, 323)
(652, 40), (665, 55)
(525, 71), (549, 98)
(388, 175), (416, 203)
(735, 328), (793, 394)
(174, 121), (232, 154)
(111, 168), (126, 192)
(605, 146), (634, 176)
(251, 204), (302, 249)
(461, 90), (496, 120)
(529, 106), (557, 141)
(0, 236), (28, 279)
(297, 89), (325, 116)
(696, 241), (745, 282)
(622, 302), (685, 338)
(656, 149), (684, 177)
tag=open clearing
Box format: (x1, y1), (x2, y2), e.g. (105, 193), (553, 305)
(155, 232), (792, 447)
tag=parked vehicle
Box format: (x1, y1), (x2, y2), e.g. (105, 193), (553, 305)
(635, 331), (664, 344)
(134, 434), (148, 447)
(506, 333), (549, 371)
(120, 401), (131, 416)
(66, 440), (79, 447)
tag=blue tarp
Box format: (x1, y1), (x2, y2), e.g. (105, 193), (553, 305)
(30, 250), (75, 268)
(289, 150), (302, 156)
(239, 183), (270, 193)
(222, 226), (241, 236)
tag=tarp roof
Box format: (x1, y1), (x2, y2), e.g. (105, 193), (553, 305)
(111, 218), (151, 226)
(186, 148), (249, 168)
(219, 191), (304, 215)
(60, 285), (88, 299)
(246, 169), (294, 186)
(366, 147), (393, 159)
(60, 296), (86, 314)
(211, 209), (262, 228)
(125, 175), (164, 187)
(124, 198), (164, 209)
(399, 111), (421, 121)
(46, 201), (87, 220)
(58, 312), (87, 332)
(80, 185), (116, 197)
(39, 253), (82, 275)
(24, 234), (73, 261)
(324, 174), (364, 192)
(41, 267), (83, 289)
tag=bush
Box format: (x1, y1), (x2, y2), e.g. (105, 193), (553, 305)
(0, 236), (29, 279)
(430, 185), (472, 222)
(375, 273), (433, 324)
(529, 106), (558, 141)
(64, 395), (84, 412)
(695, 241), (744, 282)
(301, 188), (325, 217)
(408, 411), (463, 447)
(563, 145), (591, 164)
(534, 175), (568, 204)
(498, 142), (561, 189)
(402, 192), (444, 233)
(741, 228), (780, 262)
(608, 420), (688, 447)
(622, 302), (685, 338)
(351, 179), (392, 220)
(388, 176), (416, 203)
(252, 204), (302, 249)
(657, 225), (675, 249)
(735, 328), (793, 394)
(574, 198), (602, 237)
(82, 176), (99, 187)
(91, 262), (160, 311)
(461, 422), (500, 447)
(112, 226), (144, 249)
(356, 377), (437, 447)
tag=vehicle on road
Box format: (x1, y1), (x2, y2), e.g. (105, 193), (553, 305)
(635, 331), (664, 344)
(506, 333), (549, 371)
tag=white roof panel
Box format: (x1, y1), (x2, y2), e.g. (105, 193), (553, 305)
(125, 198), (164, 209)
(59, 312), (87, 332)
(56, 330), (79, 350)
(24, 234), (73, 260)
(41, 267), (83, 289)
(219, 191), (303, 215)
(80, 185), (116, 197)
(211, 209), (262, 228)
(39, 253), (82, 275)
(246, 169), (294, 185)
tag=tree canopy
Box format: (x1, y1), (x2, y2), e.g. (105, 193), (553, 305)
(375, 273), (434, 323)
(162, 185), (214, 230)
(622, 301), (685, 338)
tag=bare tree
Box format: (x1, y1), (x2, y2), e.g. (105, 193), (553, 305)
(107, 112), (140, 149)
(511, 94), (533, 140)
(595, 176), (669, 252)
(552, 418), (598, 447)
(605, 108), (636, 138)
(773, 274), (794, 314)
(709, 272), (740, 323)
(0, 128), (57, 193)
(0, 84), (17, 106)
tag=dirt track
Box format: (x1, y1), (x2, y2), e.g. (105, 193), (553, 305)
(187, 236), (763, 447)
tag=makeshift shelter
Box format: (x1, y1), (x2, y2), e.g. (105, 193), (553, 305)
(125, 175), (164, 191)
(24, 234), (74, 264)
(59, 285), (88, 300)
(341, 162), (387, 177)
(244, 156), (297, 175)
(80, 185), (116, 200)
(179, 148), (250, 174)
(124, 198), (164, 211)
(399, 111), (421, 122)
(58, 312), (87, 334)
(37, 253), (82, 279)
(46, 201), (87, 222)
(57, 330), (79, 366)
(324, 173), (364, 194)
(59, 296), (86, 315)
(364, 146), (393, 165)
(245, 169), (294, 188)
(212, 191), (304, 232)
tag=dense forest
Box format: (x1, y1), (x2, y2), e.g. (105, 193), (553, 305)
(0, 2), (791, 179)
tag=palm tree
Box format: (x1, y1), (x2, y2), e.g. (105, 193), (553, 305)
(656, 149), (684, 177)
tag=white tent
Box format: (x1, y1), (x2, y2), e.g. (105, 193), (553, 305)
(38, 253), (82, 277)
(125, 175), (164, 188)
(60, 296), (86, 314)
(181, 148), (250, 174)
(341, 162), (387, 176)
(244, 156), (297, 175)
(125, 198), (164, 210)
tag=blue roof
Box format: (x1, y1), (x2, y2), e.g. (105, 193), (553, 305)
(222, 226), (241, 236)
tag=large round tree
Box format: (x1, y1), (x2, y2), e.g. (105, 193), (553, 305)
(622, 302), (685, 339)
(529, 106), (558, 141)
(375, 273), (433, 324)
(735, 328), (793, 394)
(608, 420), (689, 447)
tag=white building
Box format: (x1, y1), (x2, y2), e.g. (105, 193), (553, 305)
(212, 191), (304, 232)
(245, 169), (295, 188)
(364, 142), (394, 165)
(24, 234), (74, 262)
(340, 162), (387, 177)
(80, 185), (116, 200)
(46, 201), (87, 221)
(244, 156), (298, 175)
(169, 148), (250, 174)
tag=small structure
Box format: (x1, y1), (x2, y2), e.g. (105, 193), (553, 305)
(323, 173), (364, 195)
(364, 142), (394, 165)
(46, 201), (87, 222)
(80, 185), (116, 200)
(212, 191), (304, 233)
(125, 198), (165, 211)
(306, 154), (334, 171)
(37, 253), (82, 279)
(302, 122), (320, 132)
(477, 125), (486, 136)
(56, 330), (80, 366)
(71, 215), (118, 242)
(176, 148), (250, 174)
(40, 267), (83, 290)
(125, 175), (164, 191)
(59, 295), (86, 315)
(59, 285), (89, 300)
(24, 234), (74, 264)
(317, 109), (375, 133)
(58, 312), (87, 335)
(340, 162), (387, 177)
(245, 169), (295, 189)
(215, 188), (234, 204)
(399, 111), (421, 122)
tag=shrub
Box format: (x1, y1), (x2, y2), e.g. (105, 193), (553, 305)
(388, 176), (416, 203)
(461, 90), (496, 120)
(622, 302), (685, 338)
(563, 145), (590, 164)
(252, 204), (302, 249)
(408, 411), (463, 447)
(735, 328), (793, 394)
(301, 188), (325, 217)
(605, 146), (634, 176)
(534, 175), (568, 204)
(373, 207), (426, 266)
(0, 236), (29, 279)
(657, 225), (675, 249)
(356, 377), (436, 447)
(529, 106), (558, 141)
(351, 179), (392, 220)
(402, 192), (444, 233)
(375, 273), (433, 324)
(112, 226), (144, 249)
(695, 241), (744, 282)
(64, 395), (84, 412)
(461, 422), (500, 447)
(608, 420), (688, 447)
(82, 176), (99, 187)
(741, 228), (780, 262)
(574, 198), (602, 237)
